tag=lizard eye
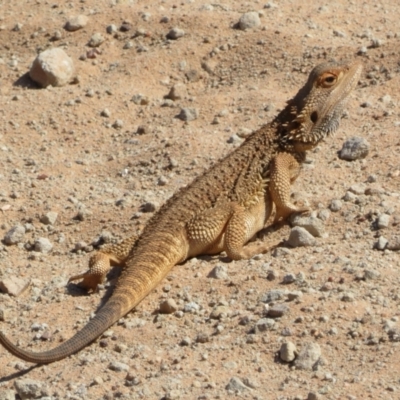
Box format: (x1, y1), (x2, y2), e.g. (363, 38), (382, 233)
(320, 73), (337, 88)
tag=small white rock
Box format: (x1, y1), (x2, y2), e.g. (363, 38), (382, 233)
(238, 12), (261, 30)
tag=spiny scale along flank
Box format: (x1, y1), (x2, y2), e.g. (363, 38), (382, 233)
(0, 61), (362, 364)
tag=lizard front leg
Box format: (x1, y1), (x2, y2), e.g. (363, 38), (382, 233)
(269, 152), (309, 223)
(68, 234), (139, 292)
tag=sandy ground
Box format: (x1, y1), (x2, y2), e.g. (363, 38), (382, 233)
(0, 0), (400, 399)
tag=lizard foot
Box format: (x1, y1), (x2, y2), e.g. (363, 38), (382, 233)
(273, 205), (310, 224)
(68, 271), (105, 293)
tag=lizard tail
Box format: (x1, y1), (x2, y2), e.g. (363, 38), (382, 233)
(0, 232), (186, 364)
(0, 299), (121, 363)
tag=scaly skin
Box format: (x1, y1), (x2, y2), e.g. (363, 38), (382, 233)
(0, 61), (362, 363)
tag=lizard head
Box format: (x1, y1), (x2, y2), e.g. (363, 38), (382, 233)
(279, 61), (363, 152)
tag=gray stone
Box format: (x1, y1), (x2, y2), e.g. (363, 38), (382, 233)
(294, 342), (321, 370)
(178, 108), (199, 121)
(0, 277), (30, 297)
(65, 15), (88, 32)
(238, 12), (261, 30)
(339, 137), (370, 161)
(280, 341), (298, 362)
(40, 211), (58, 225)
(255, 318), (275, 332)
(4, 224), (25, 245)
(307, 392), (321, 400)
(88, 32), (105, 47)
(106, 24), (118, 34)
(287, 226), (317, 247)
(208, 265), (228, 279)
(108, 361), (130, 372)
(14, 378), (47, 399)
(290, 215), (325, 237)
(341, 291), (356, 302)
(387, 237), (400, 251)
(329, 199), (343, 212)
(131, 94), (149, 105)
(376, 236), (388, 250)
(159, 299), (178, 314)
(210, 305), (231, 320)
(166, 27), (185, 40)
(261, 289), (287, 303)
(29, 48), (74, 88)
(376, 213), (390, 229)
(166, 83), (186, 100)
(268, 304), (289, 318)
(34, 237), (53, 253)
(226, 377), (251, 392)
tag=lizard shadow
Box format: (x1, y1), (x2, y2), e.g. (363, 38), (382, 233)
(0, 364), (38, 383)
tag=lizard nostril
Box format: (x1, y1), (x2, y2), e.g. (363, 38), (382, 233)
(310, 111), (318, 123)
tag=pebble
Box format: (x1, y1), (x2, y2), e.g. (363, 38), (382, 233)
(166, 27), (185, 40)
(290, 215), (325, 237)
(181, 336), (191, 346)
(14, 378), (47, 399)
(178, 108), (199, 121)
(255, 318), (275, 332)
(106, 24), (118, 34)
(280, 341), (298, 362)
(339, 137), (370, 161)
(210, 305), (231, 320)
(307, 392), (321, 400)
(141, 201), (157, 213)
(287, 226), (317, 247)
(88, 32), (105, 47)
(208, 265), (228, 279)
(165, 390), (181, 400)
(159, 298), (178, 314)
(341, 291), (356, 302)
(4, 224), (25, 245)
(376, 213), (390, 229)
(65, 15), (88, 32)
(108, 361), (130, 372)
(268, 304), (289, 318)
(225, 377), (251, 392)
(329, 199), (343, 212)
(0, 307), (9, 321)
(101, 108), (111, 117)
(166, 83), (186, 100)
(260, 289), (287, 303)
(294, 342), (321, 370)
(238, 12), (261, 30)
(376, 236), (388, 250)
(131, 94), (149, 105)
(387, 237), (400, 251)
(0, 276), (29, 297)
(34, 237), (53, 253)
(40, 211), (58, 225)
(30, 48), (75, 88)
(112, 119), (124, 129)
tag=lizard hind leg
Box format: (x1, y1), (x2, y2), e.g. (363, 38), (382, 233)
(68, 234), (139, 293)
(68, 252), (111, 292)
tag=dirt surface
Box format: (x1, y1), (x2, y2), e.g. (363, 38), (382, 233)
(0, 0), (400, 399)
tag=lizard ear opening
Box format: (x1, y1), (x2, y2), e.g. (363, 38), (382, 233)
(310, 111), (318, 123)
